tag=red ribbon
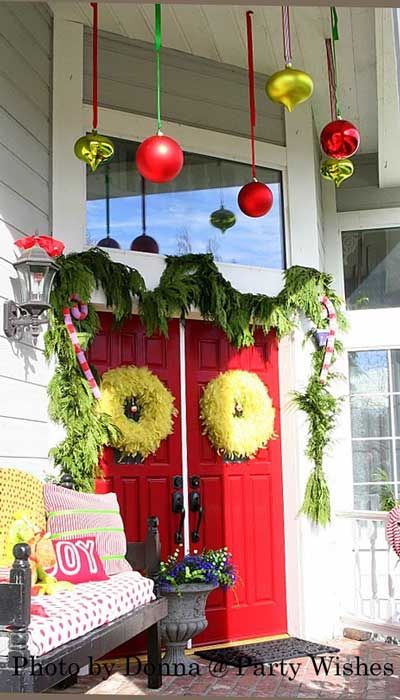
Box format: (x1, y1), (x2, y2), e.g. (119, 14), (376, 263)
(246, 11), (256, 180)
(91, 2), (98, 130)
(15, 235), (65, 258)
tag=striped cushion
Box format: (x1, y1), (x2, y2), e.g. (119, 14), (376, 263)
(43, 484), (132, 575)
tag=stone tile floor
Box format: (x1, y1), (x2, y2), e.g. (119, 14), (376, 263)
(53, 638), (400, 697)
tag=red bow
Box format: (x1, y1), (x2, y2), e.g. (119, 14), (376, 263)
(15, 235), (65, 258)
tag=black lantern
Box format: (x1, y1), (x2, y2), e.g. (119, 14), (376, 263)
(4, 244), (59, 345)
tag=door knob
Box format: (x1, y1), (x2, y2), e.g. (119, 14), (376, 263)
(191, 506), (203, 543)
(189, 491), (201, 512)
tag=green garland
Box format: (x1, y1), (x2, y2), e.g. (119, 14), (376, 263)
(45, 249), (346, 524)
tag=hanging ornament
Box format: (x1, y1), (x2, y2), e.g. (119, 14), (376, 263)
(318, 295), (337, 384)
(63, 295), (100, 400)
(266, 7), (313, 112)
(97, 165), (120, 248)
(74, 4), (114, 172)
(131, 177), (159, 253)
(238, 11), (273, 218)
(210, 161), (236, 233)
(136, 5), (183, 184)
(320, 157), (354, 187)
(210, 206), (236, 233)
(320, 9), (360, 162)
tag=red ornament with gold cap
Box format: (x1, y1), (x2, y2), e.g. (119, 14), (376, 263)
(135, 5), (183, 184)
(238, 11), (273, 218)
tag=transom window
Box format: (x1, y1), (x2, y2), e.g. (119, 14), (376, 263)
(86, 136), (285, 269)
(349, 349), (400, 510)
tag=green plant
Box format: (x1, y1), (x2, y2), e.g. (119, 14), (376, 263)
(373, 467), (399, 512)
(157, 547), (237, 593)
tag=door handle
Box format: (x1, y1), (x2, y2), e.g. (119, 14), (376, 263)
(191, 506), (203, 543)
(175, 508), (186, 545)
(189, 491), (201, 512)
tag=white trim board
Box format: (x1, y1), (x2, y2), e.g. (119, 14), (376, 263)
(338, 208), (400, 231)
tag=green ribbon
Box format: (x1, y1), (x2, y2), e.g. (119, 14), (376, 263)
(330, 7), (341, 118)
(155, 4), (162, 132)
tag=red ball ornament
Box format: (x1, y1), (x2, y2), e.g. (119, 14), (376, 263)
(136, 133), (184, 183)
(238, 180), (273, 218)
(320, 119), (360, 160)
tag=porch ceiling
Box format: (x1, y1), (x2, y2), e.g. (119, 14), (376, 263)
(53, 3), (378, 154)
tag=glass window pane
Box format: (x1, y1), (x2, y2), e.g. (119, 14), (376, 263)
(348, 351), (388, 394)
(350, 396), (390, 438)
(352, 440), (393, 482)
(86, 138), (285, 269)
(342, 227), (400, 310)
(393, 396), (400, 436)
(391, 350), (400, 393)
(354, 483), (396, 511)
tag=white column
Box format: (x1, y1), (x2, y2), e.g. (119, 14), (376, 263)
(52, 12), (86, 253)
(285, 104), (321, 269)
(282, 105), (341, 641)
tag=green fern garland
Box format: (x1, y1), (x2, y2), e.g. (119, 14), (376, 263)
(46, 249), (345, 525)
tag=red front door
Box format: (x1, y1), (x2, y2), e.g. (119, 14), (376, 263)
(89, 314), (287, 647)
(185, 320), (287, 644)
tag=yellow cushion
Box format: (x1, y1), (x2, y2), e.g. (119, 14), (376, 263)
(0, 468), (46, 564)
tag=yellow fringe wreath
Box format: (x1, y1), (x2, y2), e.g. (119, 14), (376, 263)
(98, 365), (177, 459)
(200, 370), (275, 460)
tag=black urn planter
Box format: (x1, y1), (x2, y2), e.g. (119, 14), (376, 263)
(160, 583), (217, 673)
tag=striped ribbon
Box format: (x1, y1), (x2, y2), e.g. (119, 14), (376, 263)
(319, 295), (337, 384)
(325, 39), (337, 121)
(282, 6), (292, 66)
(63, 295), (100, 400)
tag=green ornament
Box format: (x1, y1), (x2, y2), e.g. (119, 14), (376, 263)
(210, 206), (236, 233)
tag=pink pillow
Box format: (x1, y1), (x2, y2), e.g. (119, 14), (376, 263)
(49, 536), (108, 584)
(44, 484), (132, 575)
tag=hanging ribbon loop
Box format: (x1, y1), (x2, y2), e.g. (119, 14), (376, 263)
(282, 7), (292, 67)
(246, 10), (257, 181)
(155, 4), (162, 133)
(329, 6), (341, 119)
(91, 2), (98, 131)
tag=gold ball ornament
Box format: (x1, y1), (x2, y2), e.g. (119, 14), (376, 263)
(74, 130), (114, 172)
(265, 66), (314, 112)
(320, 158), (354, 188)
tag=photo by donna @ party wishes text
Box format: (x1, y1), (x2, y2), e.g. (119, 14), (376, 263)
(11, 654), (396, 682)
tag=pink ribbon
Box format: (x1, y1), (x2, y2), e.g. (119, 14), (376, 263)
(319, 295), (337, 384)
(63, 295), (100, 400)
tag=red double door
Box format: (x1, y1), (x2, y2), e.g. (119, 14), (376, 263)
(89, 314), (287, 645)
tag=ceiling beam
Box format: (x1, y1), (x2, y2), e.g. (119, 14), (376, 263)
(375, 8), (400, 188)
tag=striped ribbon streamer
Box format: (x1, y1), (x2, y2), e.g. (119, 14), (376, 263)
(319, 295), (337, 384)
(246, 10), (257, 181)
(329, 6), (341, 118)
(63, 295), (100, 400)
(282, 6), (292, 66)
(325, 39), (337, 121)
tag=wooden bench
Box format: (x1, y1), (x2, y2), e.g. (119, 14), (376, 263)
(0, 475), (167, 693)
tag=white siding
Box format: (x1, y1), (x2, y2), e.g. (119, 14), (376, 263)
(0, 2), (62, 481)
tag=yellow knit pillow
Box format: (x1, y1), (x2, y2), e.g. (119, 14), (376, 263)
(0, 468), (46, 565)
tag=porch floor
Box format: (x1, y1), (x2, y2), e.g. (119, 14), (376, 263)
(52, 638), (400, 697)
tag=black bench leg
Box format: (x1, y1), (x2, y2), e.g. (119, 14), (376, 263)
(147, 622), (162, 689)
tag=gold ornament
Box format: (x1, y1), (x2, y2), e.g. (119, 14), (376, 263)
(320, 158), (354, 187)
(74, 130), (114, 172)
(265, 66), (313, 112)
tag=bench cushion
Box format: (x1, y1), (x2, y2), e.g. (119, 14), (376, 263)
(18, 571), (155, 657)
(44, 484), (132, 576)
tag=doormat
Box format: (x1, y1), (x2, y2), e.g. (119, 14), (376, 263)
(197, 637), (340, 667)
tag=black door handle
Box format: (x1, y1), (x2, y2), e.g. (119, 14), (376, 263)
(191, 506), (203, 543)
(175, 507), (186, 544)
(189, 491), (201, 512)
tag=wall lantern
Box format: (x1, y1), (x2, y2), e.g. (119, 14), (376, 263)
(3, 236), (63, 345)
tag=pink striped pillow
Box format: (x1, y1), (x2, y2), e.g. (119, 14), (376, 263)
(43, 484), (132, 575)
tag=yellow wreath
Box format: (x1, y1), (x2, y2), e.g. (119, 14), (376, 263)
(98, 365), (177, 459)
(200, 370), (275, 460)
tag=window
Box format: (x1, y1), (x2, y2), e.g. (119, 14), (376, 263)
(349, 349), (400, 510)
(342, 227), (400, 310)
(86, 136), (285, 269)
